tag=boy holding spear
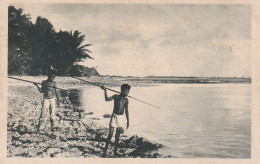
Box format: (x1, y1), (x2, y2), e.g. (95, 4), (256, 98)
(34, 67), (60, 133)
(101, 84), (131, 157)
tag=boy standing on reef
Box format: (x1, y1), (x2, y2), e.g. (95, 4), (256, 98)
(101, 84), (131, 157)
(34, 67), (60, 133)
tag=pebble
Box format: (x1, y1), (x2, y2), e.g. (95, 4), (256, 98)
(46, 147), (62, 154)
(103, 113), (111, 118)
(19, 134), (33, 143)
(12, 132), (21, 140)
(13, 141), (22, 147)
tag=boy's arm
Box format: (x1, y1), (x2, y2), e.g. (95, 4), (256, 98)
(54, 82), (60, 107)
(34, 82), (43, 93)
(125, 100), (129, 129)
(101, 86), (114, 101)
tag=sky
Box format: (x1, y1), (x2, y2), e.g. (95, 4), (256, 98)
(11, 3), (251, 77)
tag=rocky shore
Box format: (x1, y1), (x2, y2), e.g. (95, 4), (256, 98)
(8, 76), (169, 158)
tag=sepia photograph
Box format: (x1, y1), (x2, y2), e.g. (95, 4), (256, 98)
(2, 1), (259, 162)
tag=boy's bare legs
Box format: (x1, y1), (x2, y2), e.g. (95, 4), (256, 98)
(38, 99), (48, 133)
(114, 128), (122, 157)
(37, 102), (45, 133)
(49, 98), (56, 132)
(49, 102), (54, 132)
(103, 126), (114, 156)
(37, 109), (44, 132)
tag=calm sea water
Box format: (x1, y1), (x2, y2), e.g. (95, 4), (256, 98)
(65, 84), (251, 158)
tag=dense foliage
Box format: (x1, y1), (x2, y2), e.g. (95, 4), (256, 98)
(8, 6), (97, 76)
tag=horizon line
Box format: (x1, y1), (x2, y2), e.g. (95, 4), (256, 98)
(103, 75), (251, 78)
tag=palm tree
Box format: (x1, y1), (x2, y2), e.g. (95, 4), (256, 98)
(8, 6), (95, 76)
(55, 30), (93, 75)
(30, 17), (57, 75)
(8, 6), (32, 75)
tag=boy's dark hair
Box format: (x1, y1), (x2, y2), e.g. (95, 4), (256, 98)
(47, 66), (57, 79)
(121, 84), (131, 91)
(47, 71), (56, 79)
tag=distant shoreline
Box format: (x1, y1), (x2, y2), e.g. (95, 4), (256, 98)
(111, 76), (251, 84)
(8, 76), (251, 87)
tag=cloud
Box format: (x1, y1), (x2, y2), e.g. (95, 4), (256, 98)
(99, 45), (121, 55)
(11, 3), (251, 77)
(96, 30), (142, 43)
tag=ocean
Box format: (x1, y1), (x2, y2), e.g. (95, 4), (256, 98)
(66, 83), (251, 158)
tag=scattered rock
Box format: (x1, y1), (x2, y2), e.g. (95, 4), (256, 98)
(73, 107), (84, 112)
(19, 134), (33, 143)
(103, 113), (111, 118)
(12, 146), (29, 157)
(64, 105), (72, 109)
(86, 112), (93, 115)
(121, 135), (164, 157)
(123, 148), (135, 155)
(12, 132), (21, 140)
(89, 117), (100, 120)
(38, 142), (48, 148)
(68, 147), (83, 157)
(13, 141), (22, 147)
(62, 97), (71, 104)
(47, 147), (62, 155)
(15, 152), (30, 157)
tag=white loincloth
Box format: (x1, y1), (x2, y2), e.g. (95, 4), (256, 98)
(42, 97), (56, 121)
(109, 113), (126, 130)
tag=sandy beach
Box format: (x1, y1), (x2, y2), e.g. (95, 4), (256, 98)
(7, 76), (167, 158)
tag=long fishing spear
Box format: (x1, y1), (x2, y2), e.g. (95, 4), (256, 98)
(71, 76), (160, 109)
(8, 76), (66, 91)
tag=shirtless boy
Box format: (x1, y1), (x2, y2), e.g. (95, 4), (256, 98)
(101, 84), (131, 157)
(34, 70), (60, 132)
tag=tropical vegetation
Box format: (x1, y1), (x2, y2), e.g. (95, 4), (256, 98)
(8, 5), (98, 77)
